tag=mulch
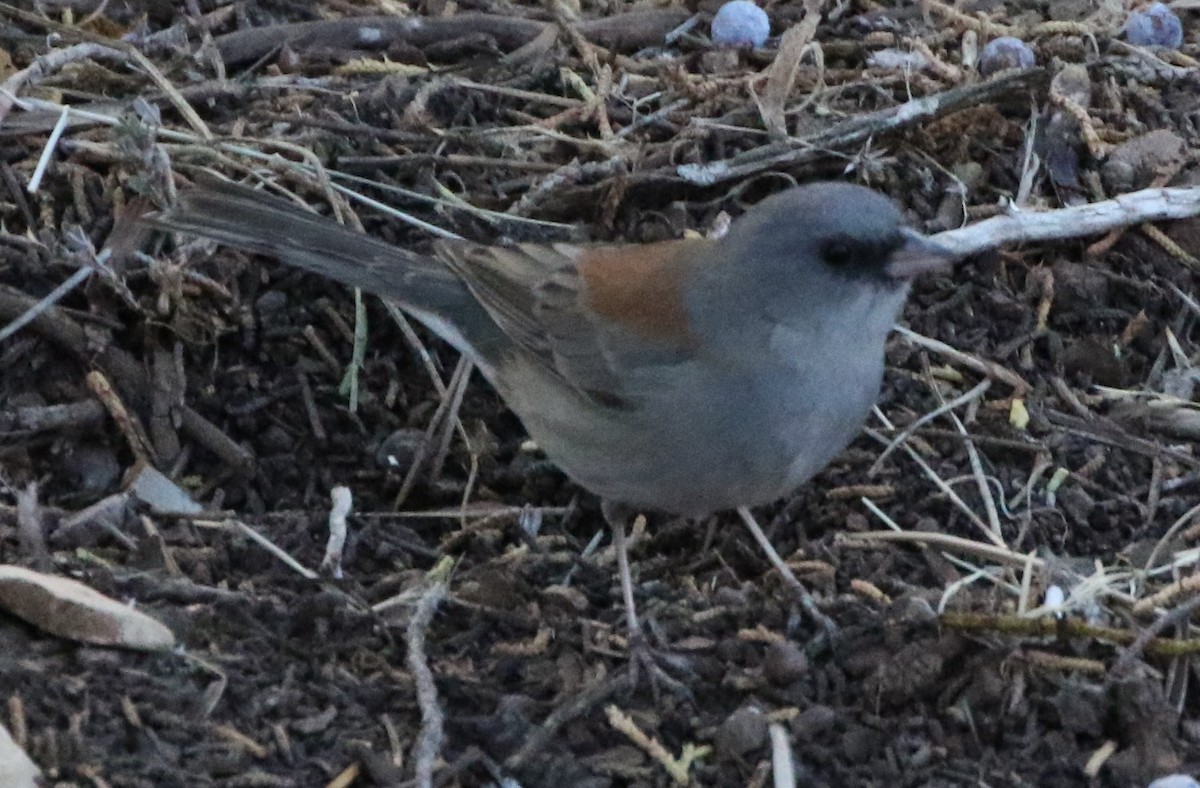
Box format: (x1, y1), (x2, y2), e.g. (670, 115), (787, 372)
(2, 0), (1200, 785)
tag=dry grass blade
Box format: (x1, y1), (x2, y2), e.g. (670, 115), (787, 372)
(895, 327), (1030, 393)
(870, 379), (991, 475)
(865, 428), (1004, 547)
(841, 529), (1039, 570)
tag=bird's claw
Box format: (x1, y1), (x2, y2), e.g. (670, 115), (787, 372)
(623, 632), (694, 704)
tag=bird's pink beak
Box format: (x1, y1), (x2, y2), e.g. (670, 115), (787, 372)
(886, 227), (959, 280)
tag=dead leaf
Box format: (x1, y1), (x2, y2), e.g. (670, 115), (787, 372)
(0, 565), (175, 651)
(755, 0), (823, 138)
(0, 723), (39, 788)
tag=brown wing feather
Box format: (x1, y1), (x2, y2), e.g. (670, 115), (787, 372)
(434, 238), (708, 405)
(575, 240), (706, 345)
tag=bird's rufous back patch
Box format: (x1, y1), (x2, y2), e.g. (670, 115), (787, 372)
(575, 239), (706, 343)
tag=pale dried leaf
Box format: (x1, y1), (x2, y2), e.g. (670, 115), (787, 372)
(0, 565), (175, 651)
(125, 464), (202, 514)
(756, 0), (822, 138)
(0, 723), (39, 788)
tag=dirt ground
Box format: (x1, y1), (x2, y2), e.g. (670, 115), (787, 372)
(2, 0), (1200, 786)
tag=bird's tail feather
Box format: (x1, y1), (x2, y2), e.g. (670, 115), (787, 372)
(145, 177), (497, 358)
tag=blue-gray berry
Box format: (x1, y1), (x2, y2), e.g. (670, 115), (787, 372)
(711, 0), (770, 48)
(1124, 3), (1183, 49)
(978, 36), (1036, 76)
(1148, 777), (1200, 788)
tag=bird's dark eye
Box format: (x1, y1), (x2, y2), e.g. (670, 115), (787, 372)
(820, 238), (854, 267)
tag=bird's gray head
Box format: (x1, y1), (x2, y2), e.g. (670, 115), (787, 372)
(703, 182), (954, 321)
(685, 182), (956, 350)
(733, 182), (950, 283)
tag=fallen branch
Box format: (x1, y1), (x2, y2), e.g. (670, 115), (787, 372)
(933, 186), (1200, 258)
(676, 68), (1046, 186)
(215, 10), (692, 64)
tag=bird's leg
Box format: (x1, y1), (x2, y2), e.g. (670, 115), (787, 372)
(610, 510), (643, 643)
(602, 500), (693, 700)
(736, 506), (838, 646)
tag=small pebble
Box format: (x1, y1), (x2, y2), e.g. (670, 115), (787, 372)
(375, 427), (425, 472)
(699, 49), (741, 74)
(840, 725), (881, 761)
(978, 36), (1036, 76)
(1124, 3), (1183, 48)
(1057, 485), (1096, 528)
(712, 585), (749, 608)
(1052, 684), (1105, 736)
(9, 392), (45, 409)
(260, 424), (294, 454)
(715, 705), (768, 759)
(951, 161), (985, 191)
(790, 704), (837, 740)
(62, 444), (121, 494)
(711, 0), (770, 48)
(255, 289), (288, 315)
(714, 636), (750, 663)
(762, 640), (809, 685)
(887, 594), (939, 627)
(1101, 129), (1187, 193)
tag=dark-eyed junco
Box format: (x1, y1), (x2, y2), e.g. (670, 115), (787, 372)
(150, 177), (955, 676)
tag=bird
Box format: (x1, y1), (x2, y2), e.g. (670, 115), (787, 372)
(149, 177), (956, 685)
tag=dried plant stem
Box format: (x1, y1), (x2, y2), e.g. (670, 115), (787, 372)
(933, 186), (1200, 259)
(408, 581), (447, 788)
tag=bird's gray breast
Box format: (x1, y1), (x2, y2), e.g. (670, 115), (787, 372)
(496, 294), (894, 517)
(515, 348), (883, 518)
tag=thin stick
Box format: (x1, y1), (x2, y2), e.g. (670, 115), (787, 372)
(232, 520), (318, 580)
(865, 429), (1002, 547)
(408, 581), (447, 788)
(676, 69), (1044, 186)
(428, 358), (474, 483)
(1139, 499), (1200, 596)
(604, 705), (694, 784)
(769, 723), (796, 788)
(895, 326), (1030, 393)
(506, 672), (628, 769)
(393, 358), (472, 509)
(0, 266), (92, 344)
(26, 106), (69, 193)
(319, 486), (352, 579)
(1111, 594), (1200, 676)
(932, 187), (1200, 258)
(736, 507), (836, 636)
(950, 409), (1004, 544)
(612, 517), (642, 639)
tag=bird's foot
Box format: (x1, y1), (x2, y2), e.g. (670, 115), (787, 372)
(735, 506), (839, 653)
(623, 630), (694, 704)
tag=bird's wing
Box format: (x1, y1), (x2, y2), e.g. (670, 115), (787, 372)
(435, 237), (710, 407)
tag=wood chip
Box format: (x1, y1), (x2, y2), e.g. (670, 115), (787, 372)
(0, 565), (175, 651)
